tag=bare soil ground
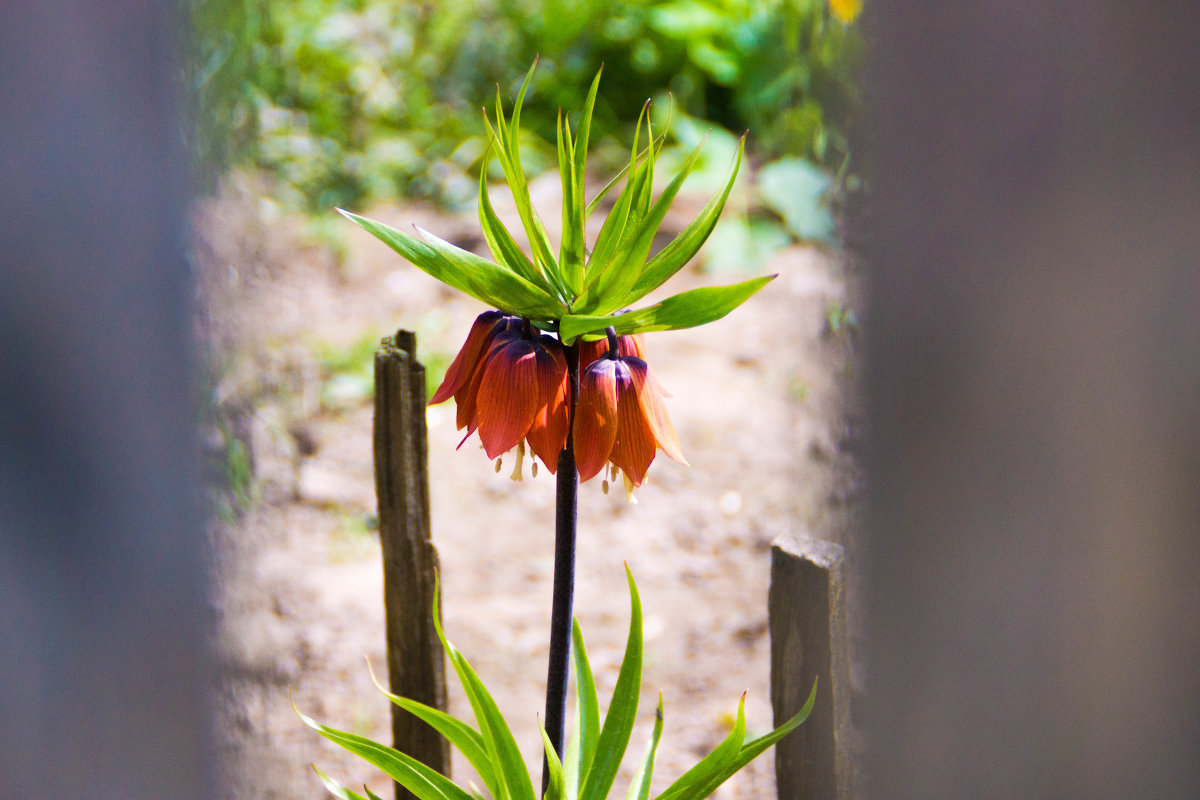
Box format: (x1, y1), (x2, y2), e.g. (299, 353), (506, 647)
(197, 173), (861, 800)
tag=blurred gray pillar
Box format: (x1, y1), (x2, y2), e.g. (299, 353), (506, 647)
(861, 2), (1200, 798)
(0, 2), (216, 798)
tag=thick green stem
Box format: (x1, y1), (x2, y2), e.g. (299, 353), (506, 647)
(543, 341), (580, 794)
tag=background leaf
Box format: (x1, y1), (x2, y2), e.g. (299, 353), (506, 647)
(757, 157), (835, 243)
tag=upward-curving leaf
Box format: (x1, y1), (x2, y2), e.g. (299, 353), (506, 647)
(296, 705), (473, 800)
(484, 62), (563, 294)
(478, 143), (553, 295)
(366, 660), (497, 795)
(558, 275), (775, 344)
(577, 135), (706, 315)
(651, 695), (747, 800)
(339, 210), (562, 319)
(432, 589), (535, 800)
(660, 679), (818, 800)
(625, 694), (665, 800)
(627, 137), (745, 307)
(578, 566), (643, 800)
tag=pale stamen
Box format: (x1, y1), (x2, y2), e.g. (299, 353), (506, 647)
(510, 441), (526, 481)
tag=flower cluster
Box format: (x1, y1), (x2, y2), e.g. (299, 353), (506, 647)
(429, 311), (569, 475)
(431, 312), (684, 490)
(574, 329), (685, 492)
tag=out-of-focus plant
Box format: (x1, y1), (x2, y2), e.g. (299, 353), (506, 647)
(185, 0), (862, 213)
(299, 570), (817, 800)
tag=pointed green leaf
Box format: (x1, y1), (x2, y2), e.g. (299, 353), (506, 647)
(660, 680), (818, 800)
(651, 695), (747, 800)
(578, 566), (643, 800)
(540, 719), (567, 800)
(625, 694), (665, 800)
(453, 650), (538, 800)
(580, 106), (663, 310)
(559, 275), (775, 344)
(567, 617), (602, 797)
(563, 704), (583, 800)
(339, 210), (561, 318)
(628, 138), (745, 305)
(478, 144), (553, 293)
(573, 68), (602, 197)
(486, 63), (563, 295)
(578, 135), (705, 315)
(366, 661), (496, 793)
(311, 765), (373, 800)
(296, 706), (472, 800)
(558, 110), (585, 295)
(584, 124), (670, 219)
(432, 589), (529, 800)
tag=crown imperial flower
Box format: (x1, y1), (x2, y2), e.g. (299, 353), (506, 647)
(347, 62), (772, 486)
(573, 331), (686, 488)
(431, 311), (569, 473)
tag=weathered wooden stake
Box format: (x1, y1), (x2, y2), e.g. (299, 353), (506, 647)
(374, 330), (449, 800)
(769, 533), (854, 800)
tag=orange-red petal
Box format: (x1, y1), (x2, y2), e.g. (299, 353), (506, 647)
(524, 336), (569, 472)
(475, 338), (540, 458)
(456, 326), (518, 431)
(609, 361), (658, 486)
(429, 311), (506, 406)
(573, 358), (619, 481)
(626, 357), (686, 465)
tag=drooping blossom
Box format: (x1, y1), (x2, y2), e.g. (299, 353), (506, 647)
(429, 311), (569, 473)
(573, 333), (685, 489)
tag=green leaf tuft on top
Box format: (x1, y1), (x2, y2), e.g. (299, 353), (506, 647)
(342, 63), (770, 337)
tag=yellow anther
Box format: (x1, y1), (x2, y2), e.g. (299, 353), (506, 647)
(510, 441), (525, 481)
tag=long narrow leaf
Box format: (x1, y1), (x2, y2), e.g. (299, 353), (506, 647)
(624, 694), (665, 800)
(664, 680), (818, 800)
(651, 696), (747, 800)
(339, 210), (561, 318)
(487, 64), (562, 292)
(431, 589), (508, 800)
(453, 651), (539, 800)
(366, 660), (496, 793)
(627, 138), (745, 306)
(311, 765), (373, 800)
(539, 719), (567, 800)
(584, 124), (670, 219)
(430, 584), (536, 800)
(579, 136), (705, 315)
(558, 276), (775, 344)
(567, 617), (602, 797)
(584, 99), (650, 291)
(562, 68), (603, 294)
(477, 144), (552, 293)
(296, 706), (472, 800)
(558, 110), (585, 295)
(578, 567), (643, 800)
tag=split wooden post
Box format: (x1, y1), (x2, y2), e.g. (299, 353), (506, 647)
(374, 330), (449, 800)
(769, 533), (854, 800)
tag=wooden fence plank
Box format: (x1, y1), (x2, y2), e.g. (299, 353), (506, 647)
(770, 533), (854, 800)
(374, 330), (449, 800)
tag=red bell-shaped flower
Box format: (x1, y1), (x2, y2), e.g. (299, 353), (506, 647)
(430, 311), (569, 473)
(573, 340), (685, 487)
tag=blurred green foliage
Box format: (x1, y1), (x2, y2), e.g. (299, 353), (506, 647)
(187, 0), (862, 214)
